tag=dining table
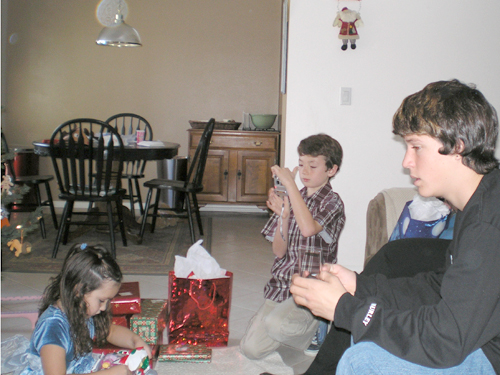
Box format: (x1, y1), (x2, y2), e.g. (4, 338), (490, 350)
(32, 140), (180, 161)
(32, 139), (181, 244)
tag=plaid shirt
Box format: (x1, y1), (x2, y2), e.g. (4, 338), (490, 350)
(261, 182), (345, 302)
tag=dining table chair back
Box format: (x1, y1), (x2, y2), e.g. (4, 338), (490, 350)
(139, 118), (216, 244)
(1, 132), (58, 238)
(106, 113), (153, 219)
(49, 118), (127, 258)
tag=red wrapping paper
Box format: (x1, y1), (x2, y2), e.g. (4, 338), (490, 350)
(92, 344), (130, 355)
(168, 271), (233, 347)
(111, 282), (141, 315)
(112, 315), (131, 328)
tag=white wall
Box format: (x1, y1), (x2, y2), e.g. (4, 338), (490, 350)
(285, 0), (500, 272)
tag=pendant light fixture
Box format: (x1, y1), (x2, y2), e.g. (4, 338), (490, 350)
(96, 0), (142, 47)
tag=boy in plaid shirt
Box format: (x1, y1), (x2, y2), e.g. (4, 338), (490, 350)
(240, 133), (346, 359)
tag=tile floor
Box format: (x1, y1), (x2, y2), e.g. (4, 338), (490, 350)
(1, 212), (314, 374)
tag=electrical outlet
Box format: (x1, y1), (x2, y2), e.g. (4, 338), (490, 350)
(340, 87), (352, 105)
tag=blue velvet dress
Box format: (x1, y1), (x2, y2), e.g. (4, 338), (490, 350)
(20, 305), (96, 374)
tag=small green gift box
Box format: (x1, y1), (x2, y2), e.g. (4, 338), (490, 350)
(130, 299), (168, 344)
(158, 344), (212, 363)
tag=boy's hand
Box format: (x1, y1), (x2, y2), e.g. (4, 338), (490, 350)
(270, 165), (298, 190)
(266, 188), (290, 219)
(321, 263), (357, 295)
(290, 271), (347, 321)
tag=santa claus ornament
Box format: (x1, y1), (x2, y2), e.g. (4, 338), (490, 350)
(333, 6), (364, 50)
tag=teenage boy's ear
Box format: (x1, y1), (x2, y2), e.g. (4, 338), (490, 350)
(327, 165), (339, 178)
(454, 140), (465, 155)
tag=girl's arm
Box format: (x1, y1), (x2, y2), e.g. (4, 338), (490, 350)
(106, 324), (152, 358)
(40, 344), (67, 375)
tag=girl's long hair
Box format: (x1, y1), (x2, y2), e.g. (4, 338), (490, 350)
(39, 244), (122, 357)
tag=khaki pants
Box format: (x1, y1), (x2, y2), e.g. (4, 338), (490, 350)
(240, 297), (319, 360)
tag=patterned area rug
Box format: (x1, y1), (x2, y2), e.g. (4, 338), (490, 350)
(1, 213), (212, 275)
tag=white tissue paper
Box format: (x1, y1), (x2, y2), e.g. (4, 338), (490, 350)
(174, 239), (227, 279)
(120, 134), (137, 146)
(408, 194), (450, 221)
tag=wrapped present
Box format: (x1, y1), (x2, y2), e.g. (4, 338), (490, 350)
(112, 315), (131, 328)
(158, 344), (211, 363)
(93, 345), (159, 369)
(168, 271), (233, 347)
(92, 344), (129, 355)
(111, 282), (141, 315)
(130, 299), (168, 345)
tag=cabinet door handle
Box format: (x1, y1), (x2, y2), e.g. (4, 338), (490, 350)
(237, 170), (242, 180)
(254, 141), (262, 146)
(223, 169), (228, 180)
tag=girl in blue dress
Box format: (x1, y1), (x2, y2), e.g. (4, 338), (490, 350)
(20, 243), (151, 375)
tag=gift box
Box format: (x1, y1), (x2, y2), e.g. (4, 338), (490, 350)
(158, 344), (212, 363)
(93, 344), (131, 355)
(168, 271), (233, 347)
(112, 315), (131, 328)
(111, 282), (141, 315)
(93, 345), (160, 369)
(130, 299), (168, 345)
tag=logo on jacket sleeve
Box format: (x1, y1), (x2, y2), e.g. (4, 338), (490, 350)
(362, 303), (377, 326)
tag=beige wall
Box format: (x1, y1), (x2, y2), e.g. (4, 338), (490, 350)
(2, 0), (282, 196)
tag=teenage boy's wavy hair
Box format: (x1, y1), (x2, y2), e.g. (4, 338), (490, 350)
(39, 244), (122, 358)
(393, 79), (499, 174)
(297, 133), (343, 173)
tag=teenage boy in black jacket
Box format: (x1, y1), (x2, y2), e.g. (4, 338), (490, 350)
(291, 79), (500, 374)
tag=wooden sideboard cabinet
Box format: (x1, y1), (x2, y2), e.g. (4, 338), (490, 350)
(188, 129), (280, 209)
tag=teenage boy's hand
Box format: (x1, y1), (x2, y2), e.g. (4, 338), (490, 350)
(290, 270), (348, 321)
(322, 263), (357, 295)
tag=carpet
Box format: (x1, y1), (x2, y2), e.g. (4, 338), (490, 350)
(155, 346), (293, 375)
(1, 213), (212, 275)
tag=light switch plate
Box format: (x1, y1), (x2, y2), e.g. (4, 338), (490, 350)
(340, 87), (352, 105)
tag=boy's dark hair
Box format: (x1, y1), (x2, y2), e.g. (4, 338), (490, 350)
(39, 244), (122, 358)
(393, 79), (499, 174)
(297, 133), (343, 172)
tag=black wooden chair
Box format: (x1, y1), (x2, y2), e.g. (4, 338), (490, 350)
(1, 132), (58, 238)
(106, 113), (153, 219)
(139, 118), (216, 244)
(49, 119), (127, 258)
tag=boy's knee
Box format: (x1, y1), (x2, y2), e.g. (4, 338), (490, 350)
(263, 313), (282, 340)
(337, 342), (376, 374)
(239, 338), (267, 360)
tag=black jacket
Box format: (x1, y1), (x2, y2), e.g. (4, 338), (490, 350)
(335, 169), (500, 373)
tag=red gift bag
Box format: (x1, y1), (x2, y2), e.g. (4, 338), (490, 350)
(168, 270), (233, 347)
